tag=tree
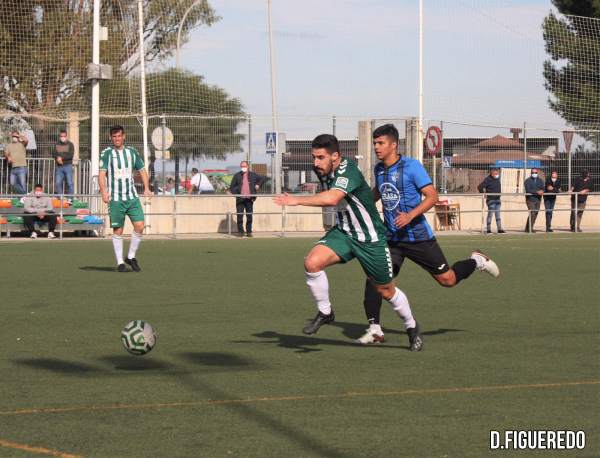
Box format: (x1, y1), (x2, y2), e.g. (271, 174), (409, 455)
(102, 69), (246, 160)
(0, 0), (219, 116)
(543, 1), (600, 136)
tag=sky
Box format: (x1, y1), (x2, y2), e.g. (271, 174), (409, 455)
(159, 0), (565, 169)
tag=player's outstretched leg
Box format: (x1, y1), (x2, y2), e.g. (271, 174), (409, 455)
(470, 250), (500, 277)
(302, 244), (340, 335)
(375, 283), (422, 351)
(356, 279), (385, 344)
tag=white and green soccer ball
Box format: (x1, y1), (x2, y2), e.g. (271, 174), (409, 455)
(121, 320), (156, 356)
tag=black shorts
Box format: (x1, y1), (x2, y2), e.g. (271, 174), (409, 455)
(388, 239), (450, 276)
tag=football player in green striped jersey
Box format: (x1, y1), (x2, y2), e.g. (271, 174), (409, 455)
(99, 125), (152, 273)
(273, 134), (422, 351)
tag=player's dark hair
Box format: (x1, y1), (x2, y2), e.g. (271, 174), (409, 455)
(59, 129), (67, 135)
(311, 134), (340, 155)
(110, 125), (125, 136)
(34, 183), (43, 189)
(373, 124), (399, 144)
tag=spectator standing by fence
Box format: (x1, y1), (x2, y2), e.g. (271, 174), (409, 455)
(23, 184), (57, 239)
(4, 130), (28, 194)
(230, 161), (264, 237)
(190, 168), (214, 194)
(543, 170), (561, 232)
(570, 170), (591, 232)
(524, 168), (544, 233)
(53, 129), (75, 196)
(477, 167), (504, 234)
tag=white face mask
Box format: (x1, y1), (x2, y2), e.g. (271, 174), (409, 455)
(551, 177), (557, 182)
(241, 167), (248, 173)
(11, 137), (18, 143)
(34, 191), (43, 196)
(492, 174), (499, 179)
(531, 173), (538, 179)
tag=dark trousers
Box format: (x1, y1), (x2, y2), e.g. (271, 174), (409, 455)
(236, 198), (254, 233)
(525, 199), (541, 231)
(23, 212), (57, 234)
(543, 197), (556, 229)
(570, 200), (586, 230)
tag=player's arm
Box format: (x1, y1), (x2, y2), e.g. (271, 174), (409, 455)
(371, 186), (381, 202)
(395, 184), (438, 228)
(139, 168), (151, 198)
(99, 170), (110, 203)
(273, 189), (345, 207)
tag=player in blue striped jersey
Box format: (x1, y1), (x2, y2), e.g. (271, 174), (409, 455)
(357, 124), (500, 346)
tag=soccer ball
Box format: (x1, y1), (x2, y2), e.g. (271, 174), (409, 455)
(121, 320), (156, 356)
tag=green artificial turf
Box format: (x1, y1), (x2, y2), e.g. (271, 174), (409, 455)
(0, 235), (598, 457)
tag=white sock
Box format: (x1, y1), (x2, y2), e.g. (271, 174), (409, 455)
(305, 271), (332, 315)
(128, 231), (142, 259)
(370, 323), (383, 335)
(470, 252), (485, 269)
(387, 287), (416, 330)
(112, 235), (124, 265)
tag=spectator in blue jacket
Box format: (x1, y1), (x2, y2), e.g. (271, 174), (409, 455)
(524, 168), (544, 232)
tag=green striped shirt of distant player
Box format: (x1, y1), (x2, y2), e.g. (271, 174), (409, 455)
(99, 146), (145, 202)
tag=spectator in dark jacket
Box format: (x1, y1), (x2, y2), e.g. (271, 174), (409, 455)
(477, 168), (504, 234)
(570, 170), (592, 232)
(524, 168), (544, 232)
(543, 170), (561, 232)
(230, 161), (264, 237)
(53, 129), (75, 196)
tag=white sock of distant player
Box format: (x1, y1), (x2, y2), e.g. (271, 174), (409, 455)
(128, 231), (142, 259)
(305, 271), (332, 315)
(112, 234), (124, 265)
(387, 287), (416, 330)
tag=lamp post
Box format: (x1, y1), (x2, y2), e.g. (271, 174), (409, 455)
(176, 0), (204, 69)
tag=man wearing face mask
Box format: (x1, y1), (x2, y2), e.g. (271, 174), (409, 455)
(524, 168), (544, 232)
(53, 129), (75, 196)
(570, 170), (592, 232)
(477, 167), (505, 234)
(4, 130), (28, 194)
(23, 184), (57, 239)
(543, 169), (561, 232)
(230, 161), (264, 237)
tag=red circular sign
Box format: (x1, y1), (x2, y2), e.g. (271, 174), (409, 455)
(425, 126), (442, 156)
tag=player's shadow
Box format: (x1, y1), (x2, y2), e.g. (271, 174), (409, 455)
(233, 330), (406, 354)
(332, 321), (466, 340)
(99, 355), (175, 371)
(13, 358), (102, 375)
(79, 266), (119, 272)
(178, 352), (261, 372)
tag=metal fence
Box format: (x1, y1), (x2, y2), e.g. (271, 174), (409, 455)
(2, 114), (599, 197)
(1, 192), (597, 239)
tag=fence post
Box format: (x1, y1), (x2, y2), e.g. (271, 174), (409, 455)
(480, 194), (485, 235)
(281, 206), (286, 237)
(172, 194), (177, 239)
(523, 122), (527, 192)
(574, 193), (578, 232)
(247, 115), (252, 163)
(226, 211), (232, 236)
(59, 193), (64, 240)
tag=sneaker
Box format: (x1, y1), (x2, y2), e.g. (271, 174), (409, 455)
(407, 322), (423, 352)
(117, 263), (127, 273)
(471, 250), (500, 278)
(47, 232), (56, 239)
(246, 232), (253, 238)
(30, 232), (38, 239)
(125, 257), (141, 272)
(302, 311), (335, 335)
(546, 228), (553, 233)
(577, 228), (583, 233)
(355, 326), (385, 345)
(486, 229), (492, 234)
(498, 229), (506, 234)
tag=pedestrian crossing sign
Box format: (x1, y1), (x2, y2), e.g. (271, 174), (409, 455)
(266, 132), (277, 155)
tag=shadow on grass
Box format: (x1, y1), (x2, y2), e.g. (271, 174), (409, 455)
(98, 355), (175, 371)
(79, 266), (119, 272)
(331, 321), (466, 340)
(178, 352), (256, 368)
(13, 358), (102, 375)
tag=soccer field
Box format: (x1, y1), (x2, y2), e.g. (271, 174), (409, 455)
(0, 235), (598, 457)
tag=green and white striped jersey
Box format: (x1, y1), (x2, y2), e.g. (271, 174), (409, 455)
(99, 146), (145, 202)
(326, 158), (387, 243)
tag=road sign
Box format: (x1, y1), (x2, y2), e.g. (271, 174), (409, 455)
(425, 126), (442, 156)
(442, 156), (452, 168)
(151, 126), (174, 151)
(266, 132), (277, 155)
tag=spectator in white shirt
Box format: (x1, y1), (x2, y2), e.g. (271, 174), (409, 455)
(190, 168), (214, 194)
